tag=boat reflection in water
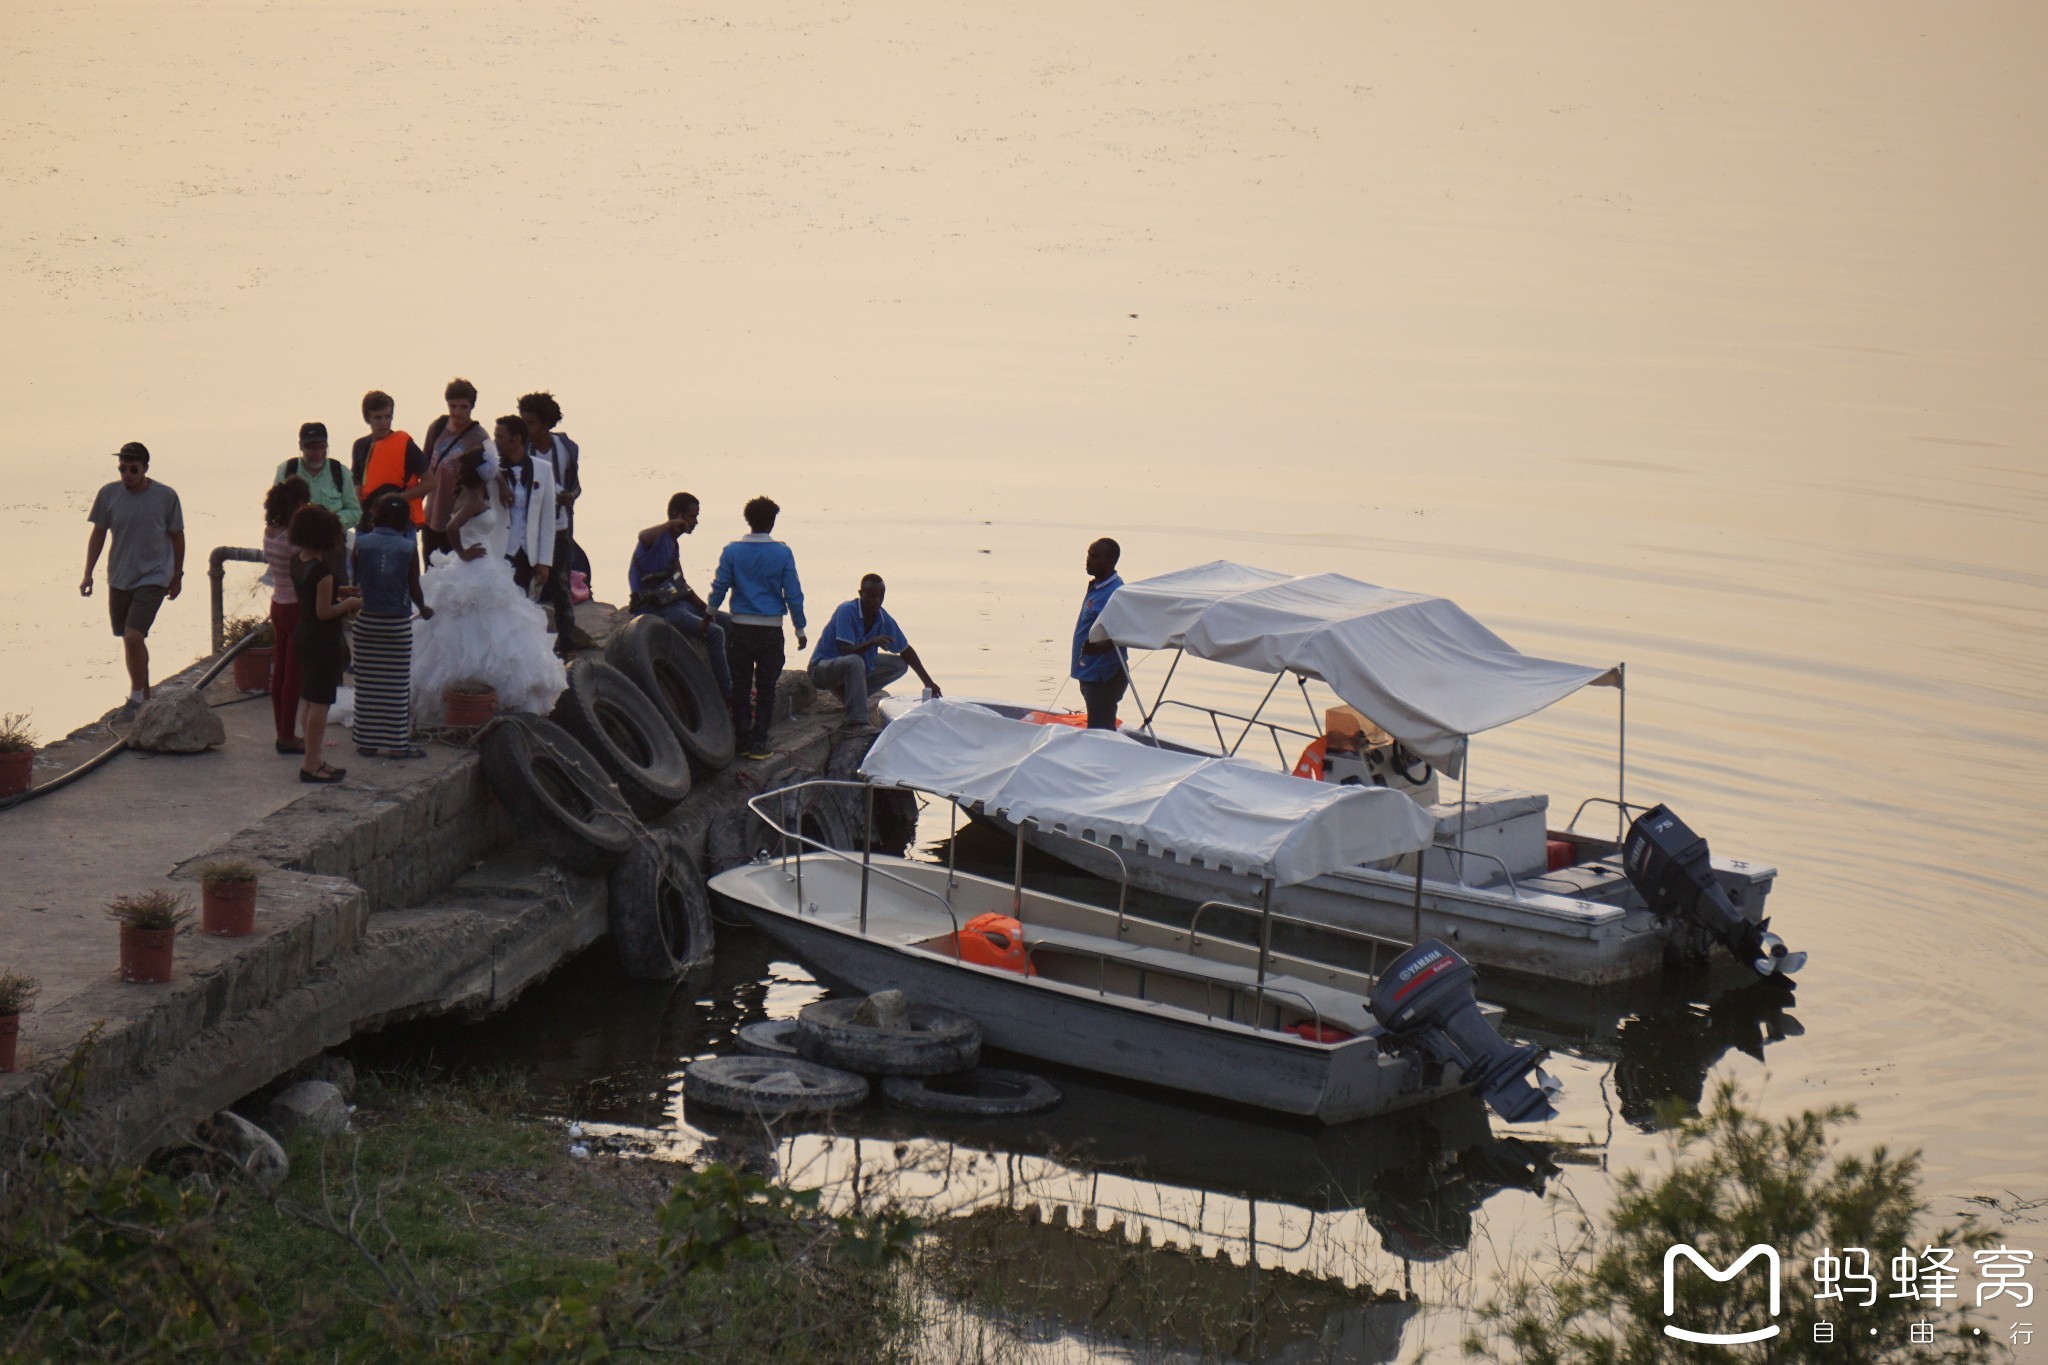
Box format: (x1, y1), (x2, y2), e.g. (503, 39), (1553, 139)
(352, 928), (1568, 1362)
(685, 1056), (1563, 1363)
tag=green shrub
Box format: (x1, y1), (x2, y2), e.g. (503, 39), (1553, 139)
(1465, 1081), (1996, 1364)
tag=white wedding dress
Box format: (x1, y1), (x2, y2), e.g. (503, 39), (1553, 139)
(411, 488), (566, 724)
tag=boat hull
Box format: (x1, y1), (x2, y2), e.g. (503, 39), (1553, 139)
(712, 860), (1464, 1124)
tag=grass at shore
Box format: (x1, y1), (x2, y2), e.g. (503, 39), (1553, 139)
(4, 1065), (915, 1362)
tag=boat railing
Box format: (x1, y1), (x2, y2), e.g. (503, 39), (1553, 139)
(1147, 698), (1319, 769)
(744, 780), (964, 959)
(1435, 843), (1522, 899)
(1187, 900), (1412, 977)
(1563, 795), (1656, 835)
(1009, 816), (1135, 937)
(1024, 939), (1329, 1044)
(1065, 1196), (1321, 1257)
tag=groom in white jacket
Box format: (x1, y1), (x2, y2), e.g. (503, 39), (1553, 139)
(490, 414), (561, 644)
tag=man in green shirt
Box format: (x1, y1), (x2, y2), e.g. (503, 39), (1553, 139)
(273, 421), (361, 529)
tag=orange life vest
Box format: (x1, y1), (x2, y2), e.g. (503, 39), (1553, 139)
(1293, 737), (1328, 781)
(359, 432), (424, 526)
(944, 912), (1036, 975)
(1025, 709), (1092, 729)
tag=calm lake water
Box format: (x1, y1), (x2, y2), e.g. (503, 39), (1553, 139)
(6, 2), (2045, 1357)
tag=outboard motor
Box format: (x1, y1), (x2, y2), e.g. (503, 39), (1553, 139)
(1622, 805), (1805, 978)
(1371, 940), (1560, 1124)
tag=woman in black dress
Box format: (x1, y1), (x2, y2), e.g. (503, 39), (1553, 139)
(289, 504), (362, 783)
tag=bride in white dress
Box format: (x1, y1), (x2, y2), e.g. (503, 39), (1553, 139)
(412, 447), (566, 723)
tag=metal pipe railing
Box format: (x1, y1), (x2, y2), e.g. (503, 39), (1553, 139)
(208, 545), (267, 652)
(744, 779), (963, 956)
(1564, 795), (1655, 834)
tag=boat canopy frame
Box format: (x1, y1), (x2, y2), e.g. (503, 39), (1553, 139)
(1122, 647), (1636, 848)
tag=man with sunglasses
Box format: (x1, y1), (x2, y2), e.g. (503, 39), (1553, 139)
(82, 442), (185, 717)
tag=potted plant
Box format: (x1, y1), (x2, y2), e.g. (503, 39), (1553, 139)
(197, 859), (260, 936)
(443, 678), (498, 731)
(224, 616), (276, 693)
(0, 713), (34, 800)
(0, 971), (36, 1073)
(106, 890), (191, 984)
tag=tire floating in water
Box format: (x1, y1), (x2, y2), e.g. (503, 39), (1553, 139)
(605, 615), (736, 778)
(734, 1019), (802, 1058)
(880, 1068), (1062, 1118)
(796, 997), (982, 1077)
(605, 826), (714, 979)
(552, 657), (691, 819)
(477, 714), (634, 874)
(683, 1055), (868, 1117)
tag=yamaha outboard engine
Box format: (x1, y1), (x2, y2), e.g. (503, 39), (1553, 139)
(1371, 940), (1560, 1124)
(1622, 805), (1805, 978)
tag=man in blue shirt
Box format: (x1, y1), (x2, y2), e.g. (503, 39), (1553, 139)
(809, 574), (942, 732)
(1072, 537), (1128, 729)
(708, 496), (807, 761)
(627, 492), (732, 700)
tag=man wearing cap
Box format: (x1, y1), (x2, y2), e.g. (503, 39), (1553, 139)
(82, 442), (186, 716)
(274, 421), (362, 529)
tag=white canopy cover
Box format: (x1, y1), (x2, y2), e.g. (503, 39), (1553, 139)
(1090, 561), (1617, 775)
(860, 699), (1436, 885)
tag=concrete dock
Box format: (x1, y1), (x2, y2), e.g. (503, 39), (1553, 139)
(0, 607), (843, 1156)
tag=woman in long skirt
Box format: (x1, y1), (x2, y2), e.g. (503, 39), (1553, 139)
(350, 495), (432, 757)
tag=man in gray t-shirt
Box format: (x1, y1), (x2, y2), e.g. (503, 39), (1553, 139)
(82, 441), (185, 713)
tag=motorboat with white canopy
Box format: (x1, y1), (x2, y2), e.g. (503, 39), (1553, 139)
(886, 562), (1803, 986)
(708, 699), (1561, 1125)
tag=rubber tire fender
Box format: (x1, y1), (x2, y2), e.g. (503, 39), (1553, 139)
(606, 614), (736, 778)
(477, 715), (634, 875)
(880, 1068), (1062, 1118)
(683, 1055), (868, 1118)
(825, 732), (919, 854)
(735, 1019), (802, 1058)
(796, 998), (982, 1077)
(552, 657), (692, 820)
(605, 826), (714, 978)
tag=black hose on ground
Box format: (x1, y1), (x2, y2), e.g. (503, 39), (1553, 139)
(0, 631), (264, 814)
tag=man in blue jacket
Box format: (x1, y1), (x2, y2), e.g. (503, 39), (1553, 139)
(1072, 537), (1128, 729)
(709, 496), (806, 760)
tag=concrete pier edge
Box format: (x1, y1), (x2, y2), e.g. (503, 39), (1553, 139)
(1, 609), (844, 1158)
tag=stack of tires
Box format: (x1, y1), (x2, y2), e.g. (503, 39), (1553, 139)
(477, 617), (737, 980)
(685, 991), (1061, 1120)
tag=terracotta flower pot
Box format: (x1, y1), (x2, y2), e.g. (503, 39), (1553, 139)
(233, 645), (275, 693)
(119, 925), (177, 984)
(443, 684), (498, 730)
(0, 1015), (18, 1073)
(0, 749), (30, 799)
(202, 879), (258, 936)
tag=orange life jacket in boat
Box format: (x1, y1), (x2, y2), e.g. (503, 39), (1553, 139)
(946, 912), (1036, 975)
(1293, 737), (1328, 781)
(1025, 709), (1103, 729)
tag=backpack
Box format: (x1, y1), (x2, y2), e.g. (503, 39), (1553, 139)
(285, 457), (345, 494)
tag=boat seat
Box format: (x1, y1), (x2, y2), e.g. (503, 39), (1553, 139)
(1011, 922), (1379, 1035)
(1518, 855), (1636, 905)
(1426, 787), (1548, 837)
